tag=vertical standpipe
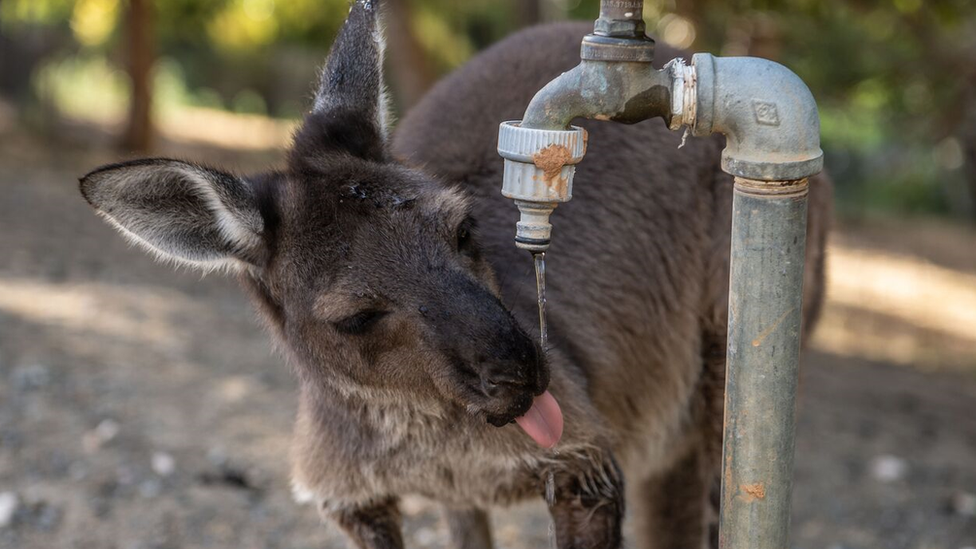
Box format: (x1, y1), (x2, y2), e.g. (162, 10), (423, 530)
(678, 53), (822, 549)
(721, 177), (808, 549)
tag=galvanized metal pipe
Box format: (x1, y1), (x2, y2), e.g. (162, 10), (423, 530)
(595, 0), (645, 37)
(720, 176), (809, 549)
(598, 0), (643, 23)
(519, 62), (671, 131)
(500, 12), (823, 549)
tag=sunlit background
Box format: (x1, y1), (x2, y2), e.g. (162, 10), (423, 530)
(0, 1), (974, 548)
(4, 0), (976, 216)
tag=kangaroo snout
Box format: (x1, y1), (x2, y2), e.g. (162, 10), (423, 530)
(434, 306), (546, 424)
(470, 330), (548, 427)
(481, 330), (547, 393)
(427, 271), (550, 419)
(482, 367), (535, 395)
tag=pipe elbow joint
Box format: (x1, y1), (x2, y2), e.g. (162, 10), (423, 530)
(687, 53), (823, 181)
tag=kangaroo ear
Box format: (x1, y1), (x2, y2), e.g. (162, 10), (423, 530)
(294, 0), (389, 162)
(80, 159), (271, 272)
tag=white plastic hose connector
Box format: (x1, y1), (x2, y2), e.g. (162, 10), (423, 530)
(497, 121), (587, 251)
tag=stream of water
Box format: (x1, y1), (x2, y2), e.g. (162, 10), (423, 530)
(546, 466), (557, 549)
(534, 252), (558, 549)
(534, 252), (548, 354)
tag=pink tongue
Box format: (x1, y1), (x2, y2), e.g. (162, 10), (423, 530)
(515, 391), (564, 449)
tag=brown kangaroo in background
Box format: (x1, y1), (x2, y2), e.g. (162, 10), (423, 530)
(79, 2), (831, 548)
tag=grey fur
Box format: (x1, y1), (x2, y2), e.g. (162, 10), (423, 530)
(78, 6), (831, 549)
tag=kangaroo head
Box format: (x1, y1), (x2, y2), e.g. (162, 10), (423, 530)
(79, 0), (547, 427)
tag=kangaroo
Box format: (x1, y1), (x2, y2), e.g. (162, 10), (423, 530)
(79, 2), (831, 548)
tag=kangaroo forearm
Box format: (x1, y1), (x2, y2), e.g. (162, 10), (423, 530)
(551, 455), (625, 549)
(329, 498), (404, 549)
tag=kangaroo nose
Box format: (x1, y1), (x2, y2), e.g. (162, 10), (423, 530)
(482, 369), (530, 397)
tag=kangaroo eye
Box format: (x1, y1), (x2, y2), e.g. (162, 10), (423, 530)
(334, 310), (387, 335)
(456, 218), (476, 252)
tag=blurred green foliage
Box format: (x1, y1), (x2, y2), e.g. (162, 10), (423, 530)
(2, 0), (974, 218)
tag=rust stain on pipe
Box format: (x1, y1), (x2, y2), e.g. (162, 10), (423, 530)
(532, 144), (573, 183)
(739, 483), (766, 502)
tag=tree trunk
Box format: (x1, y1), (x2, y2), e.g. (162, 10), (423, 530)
(0, 3), (38, 103)
(384, 0), (436, 113)
(122, 0), (154, 152)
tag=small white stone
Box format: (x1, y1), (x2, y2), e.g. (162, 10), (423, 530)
(870, 454), (908, 482)
(151, 452), (176, 477)
(95, 419), (120, 442)
(290, 480), (317, 505)
(0, 492), (19, 528)
(83, 419), (120, 452)
(152, 452), (176, 477)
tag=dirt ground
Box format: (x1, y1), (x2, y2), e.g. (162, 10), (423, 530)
(0, 112), (974, 549)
